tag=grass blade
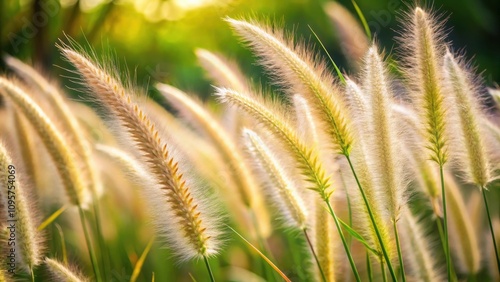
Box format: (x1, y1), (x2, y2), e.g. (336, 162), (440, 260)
(227, 225), (291, 282)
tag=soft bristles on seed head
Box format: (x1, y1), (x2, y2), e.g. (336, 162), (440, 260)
(195, 49), (248, 92)
(0, 77), (89, 207)
(215, 87), (332, 201)
(398, 7), (449, 166)
(5, 55), (101, 201)
(45, 258), (89, 282)
(443, 51), (492, 187)
(0, 142), (43, 272)
(323, 1), (369, 68)
(401, 211), (443, 282)
(445, 173), (480, 274)
(243, 128), (308, 229)
(226, 17), (353, 155)
(361, 45), (405, 219)
(60, 46), (221, 260)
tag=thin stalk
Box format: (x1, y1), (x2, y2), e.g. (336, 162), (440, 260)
(325, 201), (361, 282)
(77, 206), (102, 282)
(249, 209), (279, 281)
(381, 260), (387, 282)
(343, 171), (354, 282)
(392, 219), (406, 281)
(303, 228), (327, 282)
(481, 188), (500, 274)
(439, 166), (452, 281)
(203, 255), (215, 282)
(341, 171), (353, 245)
(345, 155), (397, 281)
(91, 198), (110, 281)
(366, 252), (373, 282)
(435, 216), (447, 260)
(31, 269), (35, 282)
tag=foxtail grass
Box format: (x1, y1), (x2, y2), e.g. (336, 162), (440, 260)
(323, 1), (369, 68)
(0, 142), (43, 275)
(398, 7), (453, 280)
(445, 173), (481, 275)
(216, 87), (361, 281)
(401, 211), (443, 282)
(45, 258), (89, 282)
(443, 50), (499, 272)
(60, 46), (222, 281)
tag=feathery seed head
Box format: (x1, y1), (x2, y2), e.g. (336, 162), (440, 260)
(195, 49), (248, 92)
(60, 46), (221, 260)
(324, 1), (369, 68)
(399, 7), (449, 166)
(243, 128), (308, 229)
(216, 87), (333, 200)
(5, 56), (101, 200)
(0, 142), (43, 272)
(445, 173), (481, 274)
(443, 51), (492, 187)
(45, 258), (89, 282)
(0, 77), (89, 207)
(361, 45), (405, 218)
(226, 17), (353, 155)
(401, 211), (443, 282)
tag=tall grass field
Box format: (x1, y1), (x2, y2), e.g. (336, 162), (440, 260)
(0, 2), (499, 281)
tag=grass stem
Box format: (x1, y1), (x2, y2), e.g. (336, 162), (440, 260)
(303, 228), (327, 282)
(345, 155), (397, 281)
(77, 206), (102, 282)
(439, 166), (452, 281)
(366, 252), (373, 282)
(325, 200), (361, 282)
(91, 198), (110, 281)
(203, 255), (215, 282)
(481, 187), (500, 274)
(381, 260), (387, 282)
(392, 219), (406, 281)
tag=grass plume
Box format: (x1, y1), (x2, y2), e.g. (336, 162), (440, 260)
(59, 46), (222, 262)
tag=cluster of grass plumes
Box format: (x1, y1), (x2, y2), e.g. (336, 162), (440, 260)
(0, 3), (499, 282)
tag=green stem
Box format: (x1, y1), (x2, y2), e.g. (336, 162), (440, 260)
(248, 209), (279, 281)
(325, 200), (361, 282)
(392, 219), (406, 281)
(77, 206), (102, 282)
(381, 260), (387, 282)
(481, 188), (500, 274)
(303, 229), (327, 282)
(435, 216), (446, 256)
(31, 269), (35, 282)
(345, 155), (397, 282)
(203, 255), (215, 282)
(439, 166), (452, 281)
(366, 252), (373, 282)
(91, 196), (109, 281)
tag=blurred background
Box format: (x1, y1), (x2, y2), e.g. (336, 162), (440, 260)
(1, 0), (499, 100)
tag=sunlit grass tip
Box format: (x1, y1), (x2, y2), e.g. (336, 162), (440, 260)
(225, 17), (353, 156)
(45, 258), (89, 282)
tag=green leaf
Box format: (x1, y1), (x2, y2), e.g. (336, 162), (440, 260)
(338, 218), (380, 256)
